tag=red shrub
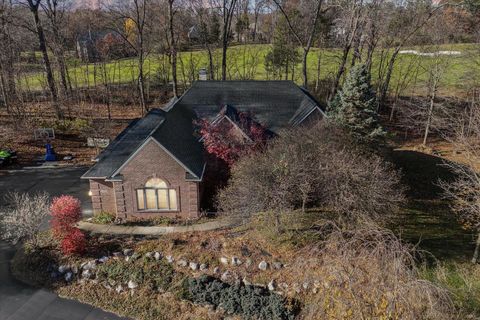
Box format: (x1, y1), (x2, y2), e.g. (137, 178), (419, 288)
(61, 228), (86, 256)
(50, 195), (82, 238)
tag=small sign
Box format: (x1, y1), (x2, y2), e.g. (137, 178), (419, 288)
(199, 68), (207, 81)
(87, 137), (110, 148)
(34, 128), (55, 140)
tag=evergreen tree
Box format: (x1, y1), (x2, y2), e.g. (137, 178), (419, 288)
(329, 64), (385, 145)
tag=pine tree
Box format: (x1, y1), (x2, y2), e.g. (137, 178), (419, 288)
(329, 64), (385, 145)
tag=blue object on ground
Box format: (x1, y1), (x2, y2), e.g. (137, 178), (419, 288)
(45, 143), (57, 161)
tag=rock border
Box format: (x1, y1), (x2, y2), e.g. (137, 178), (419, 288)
(77, 217), (242, 235)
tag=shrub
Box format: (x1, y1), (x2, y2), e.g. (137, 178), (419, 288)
(92, 211), (115, 224)
(294, 226), (455, 319)
(96, 258), (176, 292)
(50, 195), (82, 238)
(218, 123), (405, 228)
(61, 227), (86, 256)
(0, 192), (50, 248)
(183, 275), (297, 320)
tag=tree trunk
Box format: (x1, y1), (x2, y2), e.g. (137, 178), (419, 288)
(472, 232), (480, 264)
(301, 49), (308, 88)
(423, 81), (437, 146)
(138, 52), (147, 114)
(207, 46), (214, 80)
(379, 48), (400, 110)
(168, 0), (178, 97)
(30, 4), (62, 119)
(222, 37), (228, 81)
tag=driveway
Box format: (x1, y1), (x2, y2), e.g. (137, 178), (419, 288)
(0, 167), (129, 320)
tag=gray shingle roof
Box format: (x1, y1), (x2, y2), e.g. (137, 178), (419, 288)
(82, 81), (323, 181)
(172, 81), (325, 133)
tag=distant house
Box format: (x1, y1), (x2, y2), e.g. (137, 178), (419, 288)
(81, 81), (325, 220)
(76, 30), (127, 62)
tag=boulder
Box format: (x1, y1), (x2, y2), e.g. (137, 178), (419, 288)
(98, 256), (109, 264)
(302, 282), (309, 290)
(153, 252), (162, 261)
(268, 280), (276, 291)
(82, 260), (97, 271)
(123, 249), (134, 256)
(115, 284), (124, 293)
(166, 255), (174, 263)
(219, 257), (228, 265)
(242, 277), (251, 286)
(231, 256), (242, 266)
(64, 272), (73, 282)
(199, 263), (208, 271)
(189, 262), (199, 271)
(82, 269), (93, 279)
(58, 265), (70, 274)
(213, 267), (220, 274)
(127, 280), (138, 289)
(177, 259), (188, 267)
(258, 261), (268, 271)
(144, 252), (153, 259)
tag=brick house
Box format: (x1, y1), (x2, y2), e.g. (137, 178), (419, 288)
(81, 81), (325, 220)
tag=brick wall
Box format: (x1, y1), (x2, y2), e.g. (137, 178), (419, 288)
(118, 139), (200, 220)
(89, 179), (116, 215)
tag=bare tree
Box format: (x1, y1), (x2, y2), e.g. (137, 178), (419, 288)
(167, 0), (178, 97)
(0, 0), (17, 111)
(220, 0), (237, 81)
(0, 192), (50, 249)
(440, 104), (480, 263)
(272, 0), (324, 89)
(23, 0), (62, 118)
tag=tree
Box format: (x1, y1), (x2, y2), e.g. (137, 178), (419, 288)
(272, 0), (324, 88)
(23, 0), (62, 119)
(0, 192), (50, 249)
(198, 109), (269, 166)
(218, 123), (404, 232)
(440, 105), (480, 264)
(167, 0), (178, 97)
(329, 64), (385, 145)
(221, 0), (238, 81)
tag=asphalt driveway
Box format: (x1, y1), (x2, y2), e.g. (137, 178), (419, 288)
(0, 167), (128, 320)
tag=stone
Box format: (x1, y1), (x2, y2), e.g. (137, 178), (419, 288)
(82, 269), (93, 279)
(273, 261), (283, 270)
(177, 259), (188, 267)
(293, 283), (301, 293)
(189, 262), (199, 271)
(213, 267), (220, 274)
(258, 261), (268, 271)
(312, 287), (318, 294)
(302, 282), (309, 290)
(219, 257), (228, 265)
(166, 255), (174, 263)
(64, 272), (73, 282)
(221, 271), (231, 282)
(98, 256), (109, 263)
(145, 252), (153, 259)
(153, 252), (162, 261)
(71, 265), (79, 274)
(123, 249), (134, 256)
(231, 256), (242, 266)
(313, 280), (321, 288)
(242, 277), (251, 286)
(82, 260), (97, 271)
(127, 280), (138, 289)
(245, 258), (253, 267)
(199, 263), (208, 271)
(125, 256), (131, 262)
(116, 284), (123, 293)
(58, 265), (69, 274)
(112, 252), (123, 258)
(268, 280), (276, 291)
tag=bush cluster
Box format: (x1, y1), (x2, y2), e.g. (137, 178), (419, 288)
(92, 211), (115, 224)
(50, 195), (85, 256)
(183, 275), (297, 320)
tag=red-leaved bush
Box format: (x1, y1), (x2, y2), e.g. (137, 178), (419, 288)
(61, 227), (86, 256)
(50, 195), (82, 238)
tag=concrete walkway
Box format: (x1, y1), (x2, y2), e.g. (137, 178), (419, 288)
(78, 217), (242, 235)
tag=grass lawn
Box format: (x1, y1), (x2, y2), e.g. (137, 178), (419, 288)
(20, 43), (479, 96)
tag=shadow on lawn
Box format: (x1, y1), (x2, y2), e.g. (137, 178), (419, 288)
(389, 150), (475, 262)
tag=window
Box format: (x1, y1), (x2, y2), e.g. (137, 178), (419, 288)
(136, 178), (178, 211)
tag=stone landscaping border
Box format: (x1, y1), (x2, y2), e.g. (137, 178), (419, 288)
(77, 217), (243, 235)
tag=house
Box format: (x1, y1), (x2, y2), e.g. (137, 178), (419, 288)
(81, 81), (325, 221)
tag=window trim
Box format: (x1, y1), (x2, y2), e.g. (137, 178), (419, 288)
(135, 187), (179, 212)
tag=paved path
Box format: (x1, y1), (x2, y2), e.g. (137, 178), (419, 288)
(0, 167), (128, 320)
(78, 217), (242, 235)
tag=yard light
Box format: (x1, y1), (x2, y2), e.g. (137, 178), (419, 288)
(88, 190), (93, 197)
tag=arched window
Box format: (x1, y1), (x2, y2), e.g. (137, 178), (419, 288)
(136, 178), (178, 211)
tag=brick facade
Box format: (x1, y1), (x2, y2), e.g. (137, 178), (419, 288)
(89, 139), (200, 220)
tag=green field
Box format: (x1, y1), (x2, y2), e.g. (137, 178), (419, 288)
(20, 43), (479, 96)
